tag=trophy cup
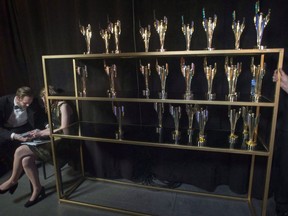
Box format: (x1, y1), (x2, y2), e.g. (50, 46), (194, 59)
(113, 105), (124, 139)
(203, 57), (217, 100)
(186, 104), (199, 145)
(100, 22), (113, 54)
(181, 16), (194, 51)
(111, 20), (121, 53)
(170, 105), (181, 144)
(246, 112), (260, 148)
(156, 60), (169, 99)
(196, 108), (208, 146)
(140, 62), (151, 98)
(154, 102), (164, 142)
(104, 61), (117, 98)
(254, 1), (271, 49)
(154, 15), (168, 52)
(181, 58), (195, 100)
(224, 57), (242, 101)
(79, 23), (92, 54)
(76, 65), (88, 97)
(250, 57), (266, 102)
(139, 24), (151, 52)
(232, 11), (245, 50)
(202, 8), (217, 50)
(228, 108), (241, 145)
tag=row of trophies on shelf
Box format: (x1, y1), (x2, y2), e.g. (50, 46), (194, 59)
(77, 56), (266, 102)
(79, 1), (270, 53)
(111, 103), (259, 149)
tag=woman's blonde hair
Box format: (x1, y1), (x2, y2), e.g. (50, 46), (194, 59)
(40, 85), (58, 98)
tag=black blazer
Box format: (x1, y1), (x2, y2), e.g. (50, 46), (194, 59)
(0, 94), (46, 141)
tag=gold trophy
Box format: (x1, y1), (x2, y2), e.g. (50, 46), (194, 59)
(250, 57), (266, 102)
(224, 57), (242, 101)
(203, 57), (217, 100)
(170, 105), (181, 144)
(139, 61), (151, 98)
(100, 22), (113, 54)
(196, 108), (208, 146)
(154, 15), (168, 52)
(104, 61), (117, 98)
(139, 23), (151, 52)
(181, 57), (195, 100)
(111, 20), (121, 53)
(202, 8), (217, 50)
(232, 11), (245, 50)
(154, 102), (164, 142)
(186, 104), (198, 145)
(156, 60), (169, 99)
(246, 112), (260, 148)
(241, 106), (250, 140)
(79, 23), (92, 54)
(228, 108), (241, 146)
(254, 1), (271, 49)
(181, 16), (194, 51)
(76, 65), (88, 97)
(113, 105), (124, 139)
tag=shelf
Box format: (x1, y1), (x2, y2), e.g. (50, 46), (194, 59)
(42, 48), (284, 60)
(52, 121), (270, 156)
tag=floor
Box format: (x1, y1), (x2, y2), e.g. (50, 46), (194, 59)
(0, 163), (277, 216)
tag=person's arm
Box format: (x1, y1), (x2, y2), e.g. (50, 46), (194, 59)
(31, 102), (72, 138)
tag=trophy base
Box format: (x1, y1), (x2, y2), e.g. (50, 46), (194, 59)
(143, 90), (150, 98)
(246, 139), (257, 147)
(184, 93), (193, 100)
(206, 93), (216, 101)
(226, 94), (238, 102)
(78, 91), (87, 97)
(254, 45), (267, 50)
(251, 94), (261, 102)
(156, 48), (166, 52)
(159, 92), (167, 99)
(107, 90), (117, 98)
(172, 130), (181, 144)
(115, 131), (124, 140)
(197, 135), (206, 147)
(229, 134), (238, 145)
(205, 47), (214, 51)
(112, 50), (121, 54)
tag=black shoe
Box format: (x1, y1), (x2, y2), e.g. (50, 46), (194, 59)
(24, 187), (46, 208)
(0, 183), (18, 194)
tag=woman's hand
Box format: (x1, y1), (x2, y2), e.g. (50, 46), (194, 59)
(29, 129), (47, 138)
(273, 69), (288, 94)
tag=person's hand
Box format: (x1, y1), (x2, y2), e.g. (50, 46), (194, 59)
(13, 134), (30, 142)
(273, 68), (288, 94)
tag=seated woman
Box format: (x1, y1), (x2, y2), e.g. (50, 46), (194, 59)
(0, 86), (75, 207)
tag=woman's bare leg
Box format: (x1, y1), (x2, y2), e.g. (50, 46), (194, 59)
(0, 145), (33, 190)
(22, 155), (42, 201)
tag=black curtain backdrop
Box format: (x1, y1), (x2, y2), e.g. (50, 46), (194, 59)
(1, 0), (288, 198)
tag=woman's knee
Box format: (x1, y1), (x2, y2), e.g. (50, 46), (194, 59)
(22, 156), (35, 168)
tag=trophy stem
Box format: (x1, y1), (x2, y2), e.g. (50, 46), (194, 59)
(113, 106), (124, 140)
(154, 102), (164, 133)
(170, 105), (181, 144)
(196, 108), (208, 147)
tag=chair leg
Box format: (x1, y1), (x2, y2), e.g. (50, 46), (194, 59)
(42, 162), (47, 180)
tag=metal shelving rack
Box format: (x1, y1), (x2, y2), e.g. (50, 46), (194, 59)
(42, 48), (284, 216)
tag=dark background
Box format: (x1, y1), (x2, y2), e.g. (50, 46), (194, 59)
(0, 0), (287, 94)
(0, 0), (287, 199)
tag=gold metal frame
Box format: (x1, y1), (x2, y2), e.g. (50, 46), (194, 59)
(42, 48), (284, 216)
